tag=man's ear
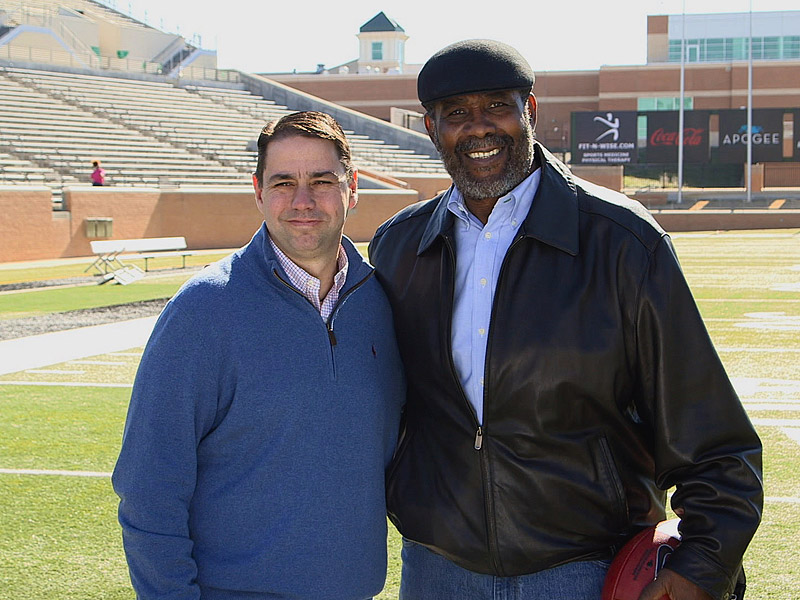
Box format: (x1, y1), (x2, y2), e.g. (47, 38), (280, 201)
(253, 173), (264, 210)
(424, 113), (437, 145)
(348, 169), (358, 210)
(527, 93), (538, 132)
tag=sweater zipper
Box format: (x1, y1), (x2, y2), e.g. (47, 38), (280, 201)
(272, 268), (373, 347)
(326, 270), (375, 345)
(443, 235), (503, 575)
(272, 268), (373, 378)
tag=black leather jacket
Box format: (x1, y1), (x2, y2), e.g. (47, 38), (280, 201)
(368, 144), (762, 600)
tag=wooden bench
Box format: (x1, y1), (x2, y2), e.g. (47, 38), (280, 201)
(85, 236), (194, 275)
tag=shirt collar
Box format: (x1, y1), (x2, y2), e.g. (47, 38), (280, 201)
(446, 167), (541, 230)
(417, 142), (580, 257)
(268, 235), (349, 297)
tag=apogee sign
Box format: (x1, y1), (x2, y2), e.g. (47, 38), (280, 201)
(718, 109), (783, 163)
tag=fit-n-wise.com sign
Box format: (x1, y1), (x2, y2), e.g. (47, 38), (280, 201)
(572, 111), (638, 164)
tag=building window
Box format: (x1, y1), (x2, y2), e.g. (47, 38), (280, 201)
(638, 115), (647, 147)
(785, 36), (800, 59)
(763, 37), (780, 60)
(732, 37), (749, 61)
(372, 42), (383, 61)
(668, 40), (681, 62)
(705, 38), (722, 61)
(667, 34), (800, 62)
(638, 97), (693, 111)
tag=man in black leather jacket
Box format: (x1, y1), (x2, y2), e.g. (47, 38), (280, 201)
(368, 39), (762, 600)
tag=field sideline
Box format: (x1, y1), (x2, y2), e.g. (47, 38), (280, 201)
(0, 230), (798, 599)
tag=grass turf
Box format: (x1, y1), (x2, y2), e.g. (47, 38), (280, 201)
(0, 230), (797, 598)
(0, 277), (189, 319)
(0, 252), (233, 286)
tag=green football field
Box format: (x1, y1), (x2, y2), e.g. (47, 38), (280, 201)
(0, 230), (798, 599)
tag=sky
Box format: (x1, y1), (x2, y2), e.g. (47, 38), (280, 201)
(102, 0), (799, 74)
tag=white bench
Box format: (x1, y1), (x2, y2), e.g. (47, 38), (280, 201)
(86, 236), (194, 275)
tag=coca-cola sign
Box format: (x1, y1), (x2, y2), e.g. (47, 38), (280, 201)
(646, 111), (709, 163)
(649, 127), (704, 147)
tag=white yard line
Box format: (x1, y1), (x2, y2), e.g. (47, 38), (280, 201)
(742, 403), (800, 411)
(751, 418), (800, 427)
(765, 496), (800, 504)
(776, 427), (800, 445)
(0, 381), (132, 388)
(0, 468), (111, 477)
(25, 369), (85, 375)
(68, 360), (129, 366)
(718, 347), (800, 352)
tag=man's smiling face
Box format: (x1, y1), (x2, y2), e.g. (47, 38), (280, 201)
(425, 90), (536, 204)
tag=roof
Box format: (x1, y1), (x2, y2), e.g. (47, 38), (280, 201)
(360, 12), (405, 33)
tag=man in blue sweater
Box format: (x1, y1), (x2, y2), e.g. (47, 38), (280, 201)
(113, 111), (405, 600)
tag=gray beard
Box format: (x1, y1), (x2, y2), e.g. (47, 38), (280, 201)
(433, 121), (535, 203)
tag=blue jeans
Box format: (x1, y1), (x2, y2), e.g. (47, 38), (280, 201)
(399, 538), (609, 600)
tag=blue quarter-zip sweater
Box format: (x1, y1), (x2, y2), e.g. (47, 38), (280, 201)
(113, 224), (405, 600)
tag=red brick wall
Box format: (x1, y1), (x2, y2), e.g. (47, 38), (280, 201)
(0, 187), (423, 262)
(1, 187), (798, 263)
(0, 188), (70, 261)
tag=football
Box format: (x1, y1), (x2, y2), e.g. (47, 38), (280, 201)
(601, 519), (682, 600)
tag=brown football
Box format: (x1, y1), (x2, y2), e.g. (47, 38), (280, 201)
(602, 519), (682, 600)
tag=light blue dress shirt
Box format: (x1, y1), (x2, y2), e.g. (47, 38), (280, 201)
(447, 168), (541, 424)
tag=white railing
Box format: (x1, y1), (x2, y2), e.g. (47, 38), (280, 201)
(0, 44), (240, 82)
(1, 3), (101, 68)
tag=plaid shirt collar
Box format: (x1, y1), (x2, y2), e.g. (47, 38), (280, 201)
(269, 235), (349, 322)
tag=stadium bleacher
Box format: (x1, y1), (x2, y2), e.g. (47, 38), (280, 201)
(0, 65), (445, 205)
(0, 0), (446, 208)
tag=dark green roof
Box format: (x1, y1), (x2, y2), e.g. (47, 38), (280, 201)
(360, 12), (404, 33)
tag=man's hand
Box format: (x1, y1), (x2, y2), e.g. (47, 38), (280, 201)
(638, 568), (714, 600)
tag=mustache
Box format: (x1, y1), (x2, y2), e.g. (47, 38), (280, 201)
(454, 133), (514, 154)
(283, 211), (327, 220)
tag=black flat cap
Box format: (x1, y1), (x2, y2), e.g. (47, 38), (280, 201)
(417, 39), (535, 106)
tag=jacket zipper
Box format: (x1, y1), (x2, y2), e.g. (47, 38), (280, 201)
(481, 232), (526, 576)
(442, 235), (502, 575)
(474, 426), (483, 450)
(442, 237), (482, 433)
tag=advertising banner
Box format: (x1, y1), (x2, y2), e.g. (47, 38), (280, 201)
(796, 111), (800, 161)
(573, 111), (638, 164)
(646, 111), (710, 164)
(718, 109), (784, 163)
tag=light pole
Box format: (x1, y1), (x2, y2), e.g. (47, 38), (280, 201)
(678, 0), (686, 204)
(746, 0), (753, 202)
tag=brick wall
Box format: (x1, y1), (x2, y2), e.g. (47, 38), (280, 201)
(0, 186), (421, 262)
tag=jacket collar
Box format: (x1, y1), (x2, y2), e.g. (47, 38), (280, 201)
(417, 142), (579, 257)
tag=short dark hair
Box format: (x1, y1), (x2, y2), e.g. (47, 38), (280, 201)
(254, 111), (354, 186)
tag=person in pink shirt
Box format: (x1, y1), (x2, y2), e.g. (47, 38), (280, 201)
(91, 160), (106, 186)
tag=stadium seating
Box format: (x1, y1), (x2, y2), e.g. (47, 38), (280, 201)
(0, 65), (445, 205)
